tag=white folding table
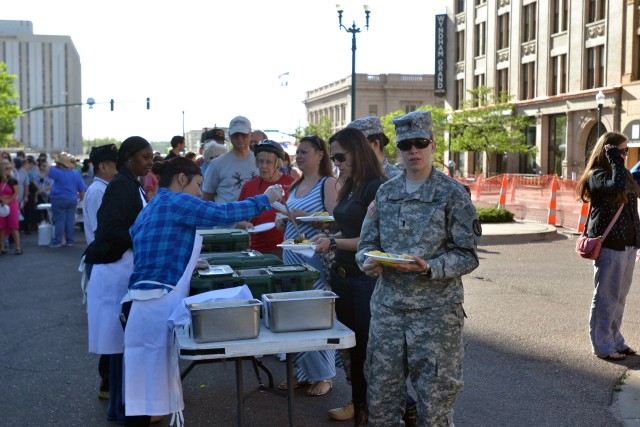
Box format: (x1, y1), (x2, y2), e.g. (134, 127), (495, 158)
(176, 320), (355, 427)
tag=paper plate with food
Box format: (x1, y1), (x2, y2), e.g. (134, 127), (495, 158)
(296, 212), (335, 222)
(364, 250), (416, 266)
(248, 222), (276, 233)
(277, 239), (317, 251)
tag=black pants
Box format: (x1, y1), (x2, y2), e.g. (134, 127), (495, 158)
(124, 415), (150, 427)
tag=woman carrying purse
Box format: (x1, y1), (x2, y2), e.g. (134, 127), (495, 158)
(576, 131), (640, 360)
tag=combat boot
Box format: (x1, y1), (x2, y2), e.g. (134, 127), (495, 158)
(328, 400), (354, 421)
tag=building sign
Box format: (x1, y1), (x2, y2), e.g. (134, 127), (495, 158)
(434, 14), (447, 96)
(623, 121), (640, 147)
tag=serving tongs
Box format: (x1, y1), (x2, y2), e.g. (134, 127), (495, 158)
(283, 201), (306, 243)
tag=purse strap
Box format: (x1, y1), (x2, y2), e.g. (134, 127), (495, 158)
(584, 204), (624, 238)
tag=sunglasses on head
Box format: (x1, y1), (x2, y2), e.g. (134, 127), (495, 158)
(330, 152), (347, 163)
(397, 139), (432, 152)
(303, 135), (324, 150)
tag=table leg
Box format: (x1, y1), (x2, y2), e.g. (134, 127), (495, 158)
(286, 353), (295, 427)
(236, 358), (244, 427)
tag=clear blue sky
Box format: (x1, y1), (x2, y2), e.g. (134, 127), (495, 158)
(5, 0), (444, 142)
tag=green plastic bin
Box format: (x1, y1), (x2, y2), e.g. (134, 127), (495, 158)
(197, 229), (250, 253)
(200, 250), (283, 269)
(267, 264), (320, 293)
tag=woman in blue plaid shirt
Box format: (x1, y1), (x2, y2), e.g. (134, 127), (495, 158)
(121, 157), (283, 427)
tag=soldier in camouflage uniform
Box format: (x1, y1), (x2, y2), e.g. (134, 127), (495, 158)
(356, 110), (481, 426)
(347, 116), (401, 179)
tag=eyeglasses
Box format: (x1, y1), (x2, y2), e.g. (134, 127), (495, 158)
(330, 152), (347, 163)
(397, 139), (432, 152)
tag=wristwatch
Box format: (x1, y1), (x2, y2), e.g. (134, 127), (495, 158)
(329, 236), (338, 252)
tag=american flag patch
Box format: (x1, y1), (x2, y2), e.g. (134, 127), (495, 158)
(367, 201), (377, 217)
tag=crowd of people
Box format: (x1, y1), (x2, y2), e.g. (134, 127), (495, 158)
(4, 111), (486, 426)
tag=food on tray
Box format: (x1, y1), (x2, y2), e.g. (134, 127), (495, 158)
(311, 211), (330, 217)
(195, 259), (210, 270)
(367, 250), (413, 260)
(282, 238), (312, 245)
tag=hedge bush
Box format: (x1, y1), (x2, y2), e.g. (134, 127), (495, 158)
(476, 207), (515, 223)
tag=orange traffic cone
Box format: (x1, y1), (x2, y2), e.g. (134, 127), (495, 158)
(547, 176), (558, 225)
(498, 174), (508, 209)
(577, 202), (589, 233)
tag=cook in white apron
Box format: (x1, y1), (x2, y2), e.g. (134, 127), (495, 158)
(123, 234), (202, 425)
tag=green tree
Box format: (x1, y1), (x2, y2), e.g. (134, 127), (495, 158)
(294, 116), (333, 142)
(0, 62), (22, 147)
(451, 86), (534, 155)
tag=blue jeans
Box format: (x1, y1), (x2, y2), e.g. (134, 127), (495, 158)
(330, 270), (376, 406)
(590, 246), (637, 357)
(51, 197), (77, 245)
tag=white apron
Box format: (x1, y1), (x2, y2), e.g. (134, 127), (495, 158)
(86, 188), (147, 354)
(87, 249), (134, 354)
(124, 234), (202, 421)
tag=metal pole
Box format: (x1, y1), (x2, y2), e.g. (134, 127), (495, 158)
(182, 111), (185, 137)
(597, 105), (602, 140)
(351, 30), (357, 122)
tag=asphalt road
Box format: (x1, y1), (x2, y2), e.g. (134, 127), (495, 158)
(1, 231), (639, 426)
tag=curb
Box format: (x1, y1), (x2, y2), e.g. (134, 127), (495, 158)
(618, 368), (640, 426)
(479, 222), (558, 245)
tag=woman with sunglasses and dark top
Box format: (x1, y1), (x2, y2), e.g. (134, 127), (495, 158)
(236, 140), (294, 257)
(577, 131), (640, 361)
(311, 128), (386, 425)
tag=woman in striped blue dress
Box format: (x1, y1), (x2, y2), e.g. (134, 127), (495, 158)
(275, 135), (339, 396)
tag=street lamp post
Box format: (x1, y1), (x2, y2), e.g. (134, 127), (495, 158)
(337, 4), (371, 122)
(447, 113), (454, 175)
(596, 90), (604, 140)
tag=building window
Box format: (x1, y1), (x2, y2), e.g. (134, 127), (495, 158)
(548, 114), (566, 175)
(586, 45), (605, 89)
(497, 68), (509, 96)
(522, 2), (537, 42)
(456, 0), (465, 14)
(475, 0), (486, 5)
(552, 0), (568, 33)
(455, 79), (465, 110)
(475, 21), (486, 57)
(550, 54), (567, 95)
(519, 125), (537, 174)
(456, 31), (465, 62)
(587, 0), (605, 23)
(474, 74), (486, 106)
(404, 104), (417, 113)
(369, 105), (378, 116)
(521, 62), (536, 100)
(497, 13), (510, 50)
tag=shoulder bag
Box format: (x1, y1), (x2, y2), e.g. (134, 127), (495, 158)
(575, 204), (623, 260)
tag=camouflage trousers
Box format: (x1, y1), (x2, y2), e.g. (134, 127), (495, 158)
(365, 302), (465, 427)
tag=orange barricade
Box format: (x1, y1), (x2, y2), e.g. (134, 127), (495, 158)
(466, 173), (583, 231)
(577, 202), (589, 233)
(547, 176), (557, 225)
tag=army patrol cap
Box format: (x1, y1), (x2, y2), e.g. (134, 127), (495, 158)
(347, 116), (383, 138)
(393, 110), (433, 143)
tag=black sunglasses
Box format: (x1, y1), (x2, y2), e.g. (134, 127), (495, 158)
(397, 139), (432, 152)
(330, 152), (347, 163)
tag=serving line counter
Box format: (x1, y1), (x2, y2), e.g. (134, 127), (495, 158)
(175, 320), (355, 427)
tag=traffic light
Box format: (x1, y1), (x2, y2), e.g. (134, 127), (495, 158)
(110, 99), (114, 111)
(146, 97), (150, 110)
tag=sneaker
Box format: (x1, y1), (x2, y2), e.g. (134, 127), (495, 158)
(328, 401), (354, 421)
(50, 243), (62, 248)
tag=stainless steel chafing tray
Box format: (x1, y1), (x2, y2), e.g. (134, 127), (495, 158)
(262, 290), (337, 333)
(188, 299), (261, 343)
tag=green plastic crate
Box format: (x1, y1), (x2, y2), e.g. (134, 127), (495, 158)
(197, 228), (250, 252)
(200, 250), (283, 269)
(267, 264), (320, 293)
